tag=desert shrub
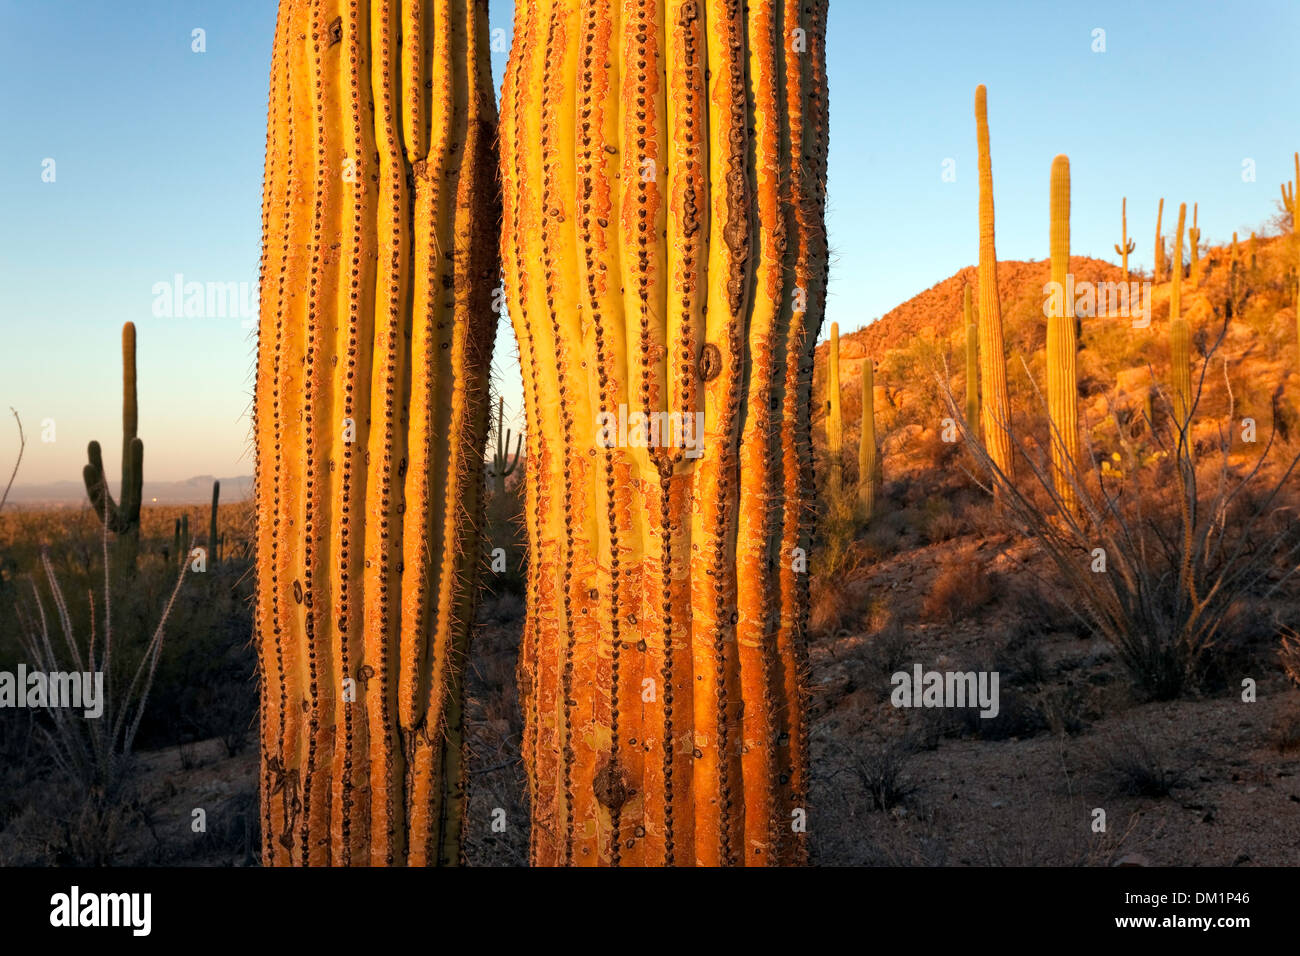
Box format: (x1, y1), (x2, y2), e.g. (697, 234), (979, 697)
(921, 562), (995, 624)
(849, 740), (917, 812)
(1102, 731), (1186, 798)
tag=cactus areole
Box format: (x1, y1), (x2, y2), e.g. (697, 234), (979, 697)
(253, 0), (500, 866)
(501, 0), (828, 866)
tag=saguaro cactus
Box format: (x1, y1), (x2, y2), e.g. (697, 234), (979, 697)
(963, 284), (979, 438)
(500, 0), (827, 866)
(1114, 197), (1135, 284)
(1154, 198), (1165, 281)
(974, 85), (1014, 487)
(488, 396), (522, 497)
(208, 480), (220, 566)
(1228, 231), (1240, 319)
(826, 322), (844, 497)
(858, 359), (878, 517)
(1047, 156), (1079, 514)
(1188, 203), (1201, 286)
(252, 0), (499, 867)
(1170, 203), (1192, 429)
(83, 321), (144, 572)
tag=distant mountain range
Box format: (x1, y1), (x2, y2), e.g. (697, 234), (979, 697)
(6, 475), (253, 507)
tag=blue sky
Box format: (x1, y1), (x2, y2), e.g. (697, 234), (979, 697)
(1, 0), (1296, 485)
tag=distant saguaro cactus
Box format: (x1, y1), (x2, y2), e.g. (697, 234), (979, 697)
(858, 359), (878, 517)
(1170, 203), (1193, 430)
(826, 322), (844, 497)
(83, 321), (143, 573)
(1188, 203), (1201, 286)
(1228, 231), (1240, 319)
(1047, 156), (1079, 515)
(487, 396), (522, 497)
(963, 284), (979, 439)
(1154, 198), (1166, 281)
(1291, 153), (1300, 348)
(252, 0), (499, 867)
(974, 85), (1014, 490)
(208, 480), (220, 567)
(1114, 197), (1136, 284)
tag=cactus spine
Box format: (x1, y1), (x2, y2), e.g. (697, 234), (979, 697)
(82, 321), (144, 572)
(500, 0), (826, 866)
(963, 284), (979, 438)
(858, 359), (877, 517)
(974, 85), (1014, 487)
(252, 0), (499, 867)
(488, 395), (522, 497)
(1188, 203), (1201, 286)
(1114, 197), (1135, 284)
(1154, 198), (1165, 281)
(826, 322), (843, 497)
(1170, 203), (1192, 428)
(1047, 156), (1079, 514)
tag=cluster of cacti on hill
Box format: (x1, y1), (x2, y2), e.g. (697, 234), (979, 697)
(83, 321), (143, 573)
(498, 0), (827, 867)
(1115, 197), (1136, 284)
(252, 0), (498, 867)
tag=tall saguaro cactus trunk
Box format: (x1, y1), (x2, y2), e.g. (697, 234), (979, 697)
(500, 0), (828, 867)
(963, 284), (979, 438)
(1169, 202), (1193, 432)
(1154, 198), (1165, 281)
(1047, 156), (1079, 515)
(1114, 197), (1135, 285)
(974, 85), (1014, 490)
(858, 360), (877, 517)
(253, 0), (500, 867)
